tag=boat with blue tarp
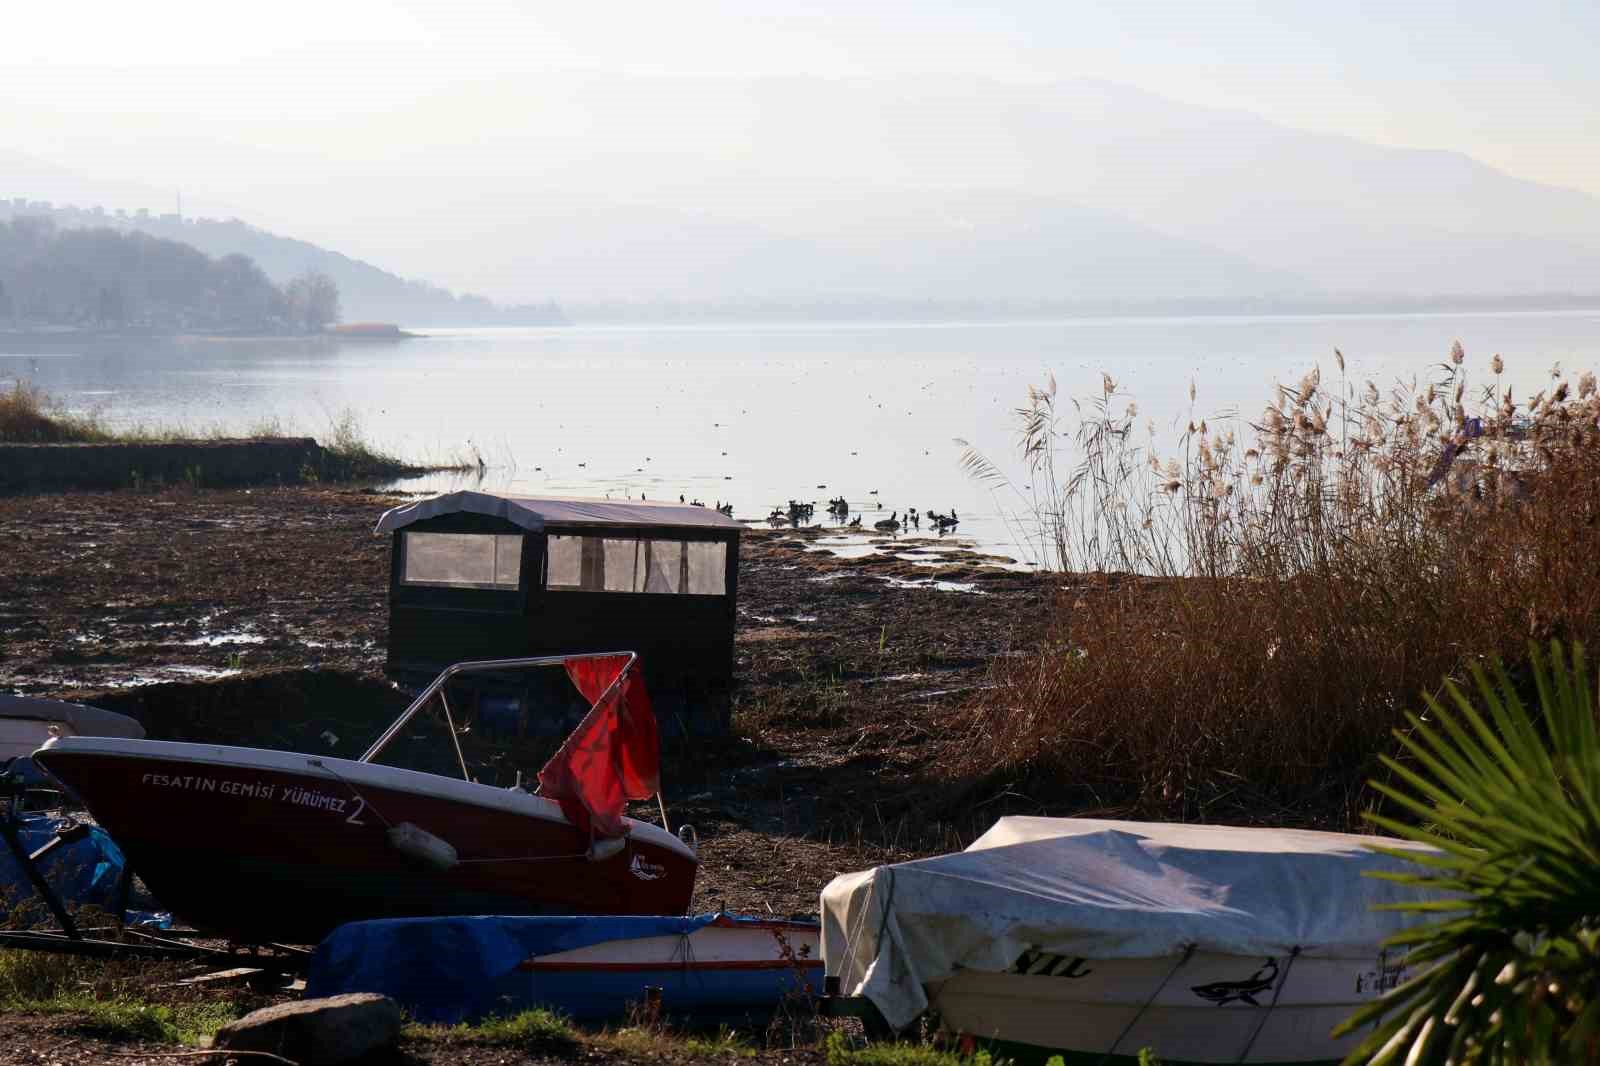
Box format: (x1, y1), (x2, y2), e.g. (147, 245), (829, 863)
(307, 913), (821, 1023)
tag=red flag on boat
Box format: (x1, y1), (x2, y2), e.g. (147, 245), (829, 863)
(537, 655), (661, 839)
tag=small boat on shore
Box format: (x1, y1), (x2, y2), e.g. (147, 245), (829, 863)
(821, 817), (1437, 1065)
(33, 652), (697, 945)
(1, 695), (144, 772)
(308, 913), (822, 1023)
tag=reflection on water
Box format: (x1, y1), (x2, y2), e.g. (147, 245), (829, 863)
(7, 311), (1598, 566)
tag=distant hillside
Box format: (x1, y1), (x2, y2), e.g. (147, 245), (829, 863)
(0, 216), (330, 334)
(0, 182), (565, 326)
(245, 73), (1600, 309)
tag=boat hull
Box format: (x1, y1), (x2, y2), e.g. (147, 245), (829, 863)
(33, 738), (697, 944)
(520, 916), (823, 1021)
(928, 951), (1404, 1065)
(306, 913), (821, 1024)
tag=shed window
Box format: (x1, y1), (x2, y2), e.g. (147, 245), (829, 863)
(403, 532), (522, 589)
(545, 535), (727, 595)
(685, 541), (727, 595)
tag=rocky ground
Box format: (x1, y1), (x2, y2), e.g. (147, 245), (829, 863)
(0, 485), (1056, 1063)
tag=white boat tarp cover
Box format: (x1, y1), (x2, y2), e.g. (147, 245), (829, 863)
(821, 817), (1438, 1030)
(0, 695), (144, 739)
(375, 492), (743, 534)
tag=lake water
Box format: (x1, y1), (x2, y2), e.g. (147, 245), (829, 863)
(5, 310), (1598, 565)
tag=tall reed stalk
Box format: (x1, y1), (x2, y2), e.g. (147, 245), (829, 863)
(958, 346), (1600, 826)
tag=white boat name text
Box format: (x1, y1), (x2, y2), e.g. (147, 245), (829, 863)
(139, 772), (350, 813)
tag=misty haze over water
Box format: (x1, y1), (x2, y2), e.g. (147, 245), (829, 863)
(6, 309), (1595, 564)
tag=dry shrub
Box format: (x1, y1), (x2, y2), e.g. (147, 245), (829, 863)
(959, 349), (1600, 826)
(0, 380), (108, 442)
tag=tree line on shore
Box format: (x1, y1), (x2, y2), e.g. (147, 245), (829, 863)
(0, 216), (339, 334)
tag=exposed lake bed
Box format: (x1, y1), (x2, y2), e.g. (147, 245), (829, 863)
(0, 483), (1053, 912)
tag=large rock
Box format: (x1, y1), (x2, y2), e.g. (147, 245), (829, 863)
(211, 993), (402, 1065)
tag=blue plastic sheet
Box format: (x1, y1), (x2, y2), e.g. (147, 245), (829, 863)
(307, 914), (816, 1023)
(1, 812), (126, 918)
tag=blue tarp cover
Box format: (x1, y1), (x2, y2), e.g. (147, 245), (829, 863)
(307, 914), (812, 1023)
(1, 812), (126, 918)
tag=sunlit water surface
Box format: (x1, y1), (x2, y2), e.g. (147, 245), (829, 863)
(6, 311), (1598, 565)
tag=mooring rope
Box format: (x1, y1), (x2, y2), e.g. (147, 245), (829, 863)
(453, 852), (588, 865)
(1235, 946), (1301, 1064)
(307, 758), (395, 830)
(836, 866), (895, 994)
(1097, 943), (1196, 1066)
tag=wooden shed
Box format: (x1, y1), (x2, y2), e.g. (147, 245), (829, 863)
(376, 492), (741, 736)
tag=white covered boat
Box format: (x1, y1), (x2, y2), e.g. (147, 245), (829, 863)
(821, 817), (1437, 1065)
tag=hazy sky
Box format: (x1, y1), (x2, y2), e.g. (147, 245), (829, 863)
(8, 1), (1596, 197)
(6, 2), (1599, 303)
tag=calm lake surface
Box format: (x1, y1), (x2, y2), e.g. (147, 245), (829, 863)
(6, 311), (1599, 565)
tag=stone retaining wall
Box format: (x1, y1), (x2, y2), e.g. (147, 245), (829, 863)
(0, 437), (323, 492)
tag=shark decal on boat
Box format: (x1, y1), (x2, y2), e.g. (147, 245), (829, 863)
(1191, 958), (1279, 1006)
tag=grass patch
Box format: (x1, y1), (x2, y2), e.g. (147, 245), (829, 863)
(405, 1007), (579, 1052)
(0, 949), (243, 1044)
(957, 349), (1600, 828)
(1, 380), (450, 481)
(603, 1024), (756, 1058)
(825, 1031), (994, 1066)
(39, 996), (240, 1044)
(406, 1007), (760, 1059)
(315, 407), (428, 480)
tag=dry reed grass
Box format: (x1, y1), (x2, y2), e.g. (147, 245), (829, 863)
(0, 380), (431, 477)
(958, 346), (1600, 826)
(0, 380), (110, 442)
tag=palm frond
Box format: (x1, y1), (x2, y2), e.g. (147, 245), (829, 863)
(1337, 641), (1600, 1065)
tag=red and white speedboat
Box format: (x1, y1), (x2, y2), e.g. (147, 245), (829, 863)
(33, 652), (697, 945)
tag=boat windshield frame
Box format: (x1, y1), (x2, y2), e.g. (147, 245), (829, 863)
(358, 651), (640, 780)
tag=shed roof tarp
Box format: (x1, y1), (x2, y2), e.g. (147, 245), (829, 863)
(820, 816), (1439, 1030)
(0, 696), (144, 739)
(374, 491), (743, 534)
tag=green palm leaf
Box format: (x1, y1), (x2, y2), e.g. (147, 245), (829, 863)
(1336, 641), (1600, 1065)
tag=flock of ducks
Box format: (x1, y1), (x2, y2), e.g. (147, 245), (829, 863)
(675, 495), (736, 517)
(619, 491), (960, 533)
(765, 495), (959, 534)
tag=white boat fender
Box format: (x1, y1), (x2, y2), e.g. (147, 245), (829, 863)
(587, 835), (627, 862)
(387, 822), (459, 871)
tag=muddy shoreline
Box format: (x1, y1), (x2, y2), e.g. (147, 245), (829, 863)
(0, 484), (1064, 1063)
(0, 485), (1057, 918)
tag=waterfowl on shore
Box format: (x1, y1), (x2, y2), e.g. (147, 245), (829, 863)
(848, 515), (862, 528)
(908, 508), (920, 529)
(874, 511), (901, 532)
